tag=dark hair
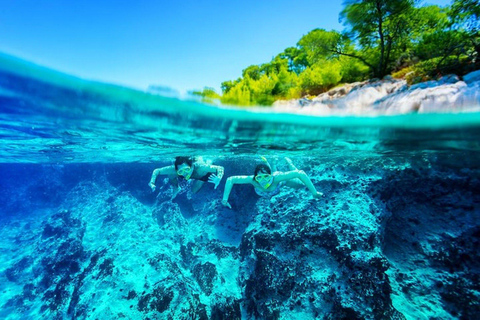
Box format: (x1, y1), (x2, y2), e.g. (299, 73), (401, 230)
(254, 163), (271, 177)
(175, 156), (194, 169)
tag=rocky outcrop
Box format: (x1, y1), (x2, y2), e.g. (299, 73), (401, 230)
(273, 70), (480, 115)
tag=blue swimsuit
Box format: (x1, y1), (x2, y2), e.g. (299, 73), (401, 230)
(254, 181), (285, 197)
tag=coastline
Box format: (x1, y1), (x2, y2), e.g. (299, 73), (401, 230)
(272, 70), (480, 116)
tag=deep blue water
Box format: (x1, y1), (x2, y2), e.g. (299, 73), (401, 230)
(0, 54), (479, 319)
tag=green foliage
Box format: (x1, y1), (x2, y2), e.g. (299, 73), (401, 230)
(339, 56), (370, 83)
(409, 5), (449, 40)
(405, 55), (472, 84)
(413, 0), (479, 74)
(298, 62), (342, 95)
(280, 47), (308, 74)
(190, 87), (221, 103)
(450, 0), (480, 68)
(260, 56), (290, 76)
(451, 0), (480, 31)
(340, 0), (416, 77)
(220, 80), (252, 105)
(391, 66), (414, 79)
(416, 29), (467, 61)
(220, 78), (241, 94)
(190, 87), (219, 98)
(297, 29), (344, 65)
(242, 65), (261, 80)
(220, 69), (290, 106)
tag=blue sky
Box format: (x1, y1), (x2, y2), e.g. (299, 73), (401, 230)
(0, 0), (452, 94)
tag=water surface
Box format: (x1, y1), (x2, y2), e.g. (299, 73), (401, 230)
(1, 54), (479, 320)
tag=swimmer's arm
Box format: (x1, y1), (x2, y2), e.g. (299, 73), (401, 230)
(270, 157), (278, 172)
(260, 156), (277, 172)
(211, 165), (225, 180)
(275, 170), (322, 197)
(222, 176), (254, 206)
(149, 166), (177, 190)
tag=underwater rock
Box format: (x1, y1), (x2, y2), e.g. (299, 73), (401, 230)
(238, 194), (403, 319)
(210, 298), (242, 320)
(137, 285), (174, 314)
(205, 239), (238, 259)
(4, 257), (33, 282)
(152, 200), (186, 229)
(371, 166), (480, 319)
(192, 262), (218, 296)
(1, 163), (479, 319)
(97, 258), (115, 278)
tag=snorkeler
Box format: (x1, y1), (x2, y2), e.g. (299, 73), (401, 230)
(221, 157), (323, 209)
(149, 156), (224, 199)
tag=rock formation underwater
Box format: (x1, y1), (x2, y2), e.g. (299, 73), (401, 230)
(1, 155), (479, 319)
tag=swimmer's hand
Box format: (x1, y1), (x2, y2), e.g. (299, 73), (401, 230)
(208, 174), (221, 189)
(149, 182), (156, 192)
(313, 191), (324, 199)
(221, 200), (232, 209)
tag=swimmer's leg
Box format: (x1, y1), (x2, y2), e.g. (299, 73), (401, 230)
(285, 157), (298, 171)
(284, 158), (305, 188)
(192, 180), (205, 193)
(284, 179), (304, 189)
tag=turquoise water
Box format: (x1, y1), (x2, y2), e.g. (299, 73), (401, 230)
(2, 53), (480, 163)
(1, 53), (479, 319)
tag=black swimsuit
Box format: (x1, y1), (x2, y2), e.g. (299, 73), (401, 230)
(178, 170), (216, 182)
(198, 172), (216, 182)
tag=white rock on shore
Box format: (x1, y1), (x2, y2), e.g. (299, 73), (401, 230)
(272, 70), (480, 115)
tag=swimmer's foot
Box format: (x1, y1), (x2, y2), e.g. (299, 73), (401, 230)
(313, 191), (324, 199)
(221, 200), (232, 209)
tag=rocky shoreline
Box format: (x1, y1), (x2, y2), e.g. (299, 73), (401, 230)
(273, 70), (480, 116)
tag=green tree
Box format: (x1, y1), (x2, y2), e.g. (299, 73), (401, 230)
(272, 66), (298, 96)
(221, 78), (241, 94)
(242, 65), (261, 80)
(298, 62), (342, 95)
(340, 0), (416, 78)
(259, 56), (290, 76)
(412, 1), (479, 76)
(280, 46), (309, 73)
(451, 0), (480, 68)
(220, 80), (251, 105)
(339, 55), (370, 82)
(214, 0), (480, 106)
(452, 0), (480, 31)
(297, 29), (345, 64)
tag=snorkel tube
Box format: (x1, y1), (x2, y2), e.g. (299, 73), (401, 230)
(183, 167), (193, 180)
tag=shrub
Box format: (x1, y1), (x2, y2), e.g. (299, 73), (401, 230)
(405, 55), (473, 84)
(392, 66), (415, 79)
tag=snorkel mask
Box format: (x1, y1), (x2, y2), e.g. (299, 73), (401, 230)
(177, 166), (193, 180)
(255, 173), (273, 189)
(255, 156), (273, 189)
